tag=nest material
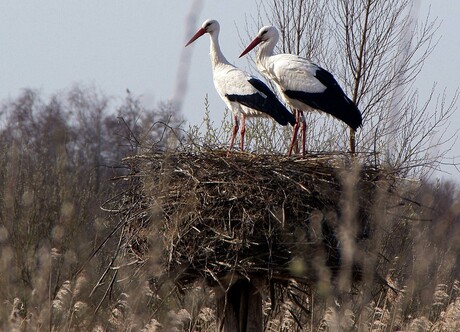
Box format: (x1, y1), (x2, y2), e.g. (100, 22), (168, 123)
(117, 150), (386, 287)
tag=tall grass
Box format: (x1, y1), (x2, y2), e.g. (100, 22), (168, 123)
(1, 88), (459, 331)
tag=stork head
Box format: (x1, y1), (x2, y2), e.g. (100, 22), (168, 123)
(185, 19), (220, 47)
(239, 26), (279, 57)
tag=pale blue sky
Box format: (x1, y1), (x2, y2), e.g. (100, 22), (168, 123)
(1, 1), (459, 179)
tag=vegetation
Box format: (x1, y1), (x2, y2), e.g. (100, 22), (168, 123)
(0, 86), (459, 331)
(246, 0), (459, 177)
(1, 0), (459, 331)
(0, 86), (183, 330)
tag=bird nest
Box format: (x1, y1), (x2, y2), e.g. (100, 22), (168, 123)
(112, 149), (389, 288)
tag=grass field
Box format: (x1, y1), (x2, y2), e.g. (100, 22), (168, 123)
(1, 88), (459, 331)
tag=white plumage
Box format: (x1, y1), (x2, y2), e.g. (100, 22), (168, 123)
(186, 19), (295, 155)
(240, 25), (362, 155)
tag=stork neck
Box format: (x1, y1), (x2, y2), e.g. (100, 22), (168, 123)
(256, 37), (277, 68)
(209, 32), (229, 69)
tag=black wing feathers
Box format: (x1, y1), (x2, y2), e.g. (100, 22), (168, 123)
(246, 77), (277, 99)
(284, 67), (362, 130)
(226, 77), (296, 126)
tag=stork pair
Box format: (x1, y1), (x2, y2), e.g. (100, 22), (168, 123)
(186, 19), (362, 156)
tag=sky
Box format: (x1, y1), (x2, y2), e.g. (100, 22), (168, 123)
(0, 1), (459, 180)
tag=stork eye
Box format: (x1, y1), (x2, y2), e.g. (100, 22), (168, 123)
(205, 22), (212, 27)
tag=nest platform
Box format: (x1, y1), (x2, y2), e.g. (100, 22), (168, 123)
(114, 149), (388, 288)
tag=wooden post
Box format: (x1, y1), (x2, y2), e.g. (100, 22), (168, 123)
(216, 279), (263, 332)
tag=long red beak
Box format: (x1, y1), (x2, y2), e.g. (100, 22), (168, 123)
(239, 37), (262, 58)
(185, 28), (206, 47)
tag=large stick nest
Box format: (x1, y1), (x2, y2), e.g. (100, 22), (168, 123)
(114, 149), (389, 287)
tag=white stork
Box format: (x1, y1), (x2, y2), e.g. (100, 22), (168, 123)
(186, 19), (295, 155)
(240, 26), (363, 155)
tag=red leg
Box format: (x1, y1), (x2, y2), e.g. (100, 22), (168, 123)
(288, 110), (300, 156)
(300, 111), (306, 156)
(227, 114), (239, 157)
(240, 114), (246, 152)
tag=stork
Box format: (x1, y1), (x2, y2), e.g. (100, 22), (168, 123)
(240, 26), (362, 155)
(186, 19), (295, 155)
